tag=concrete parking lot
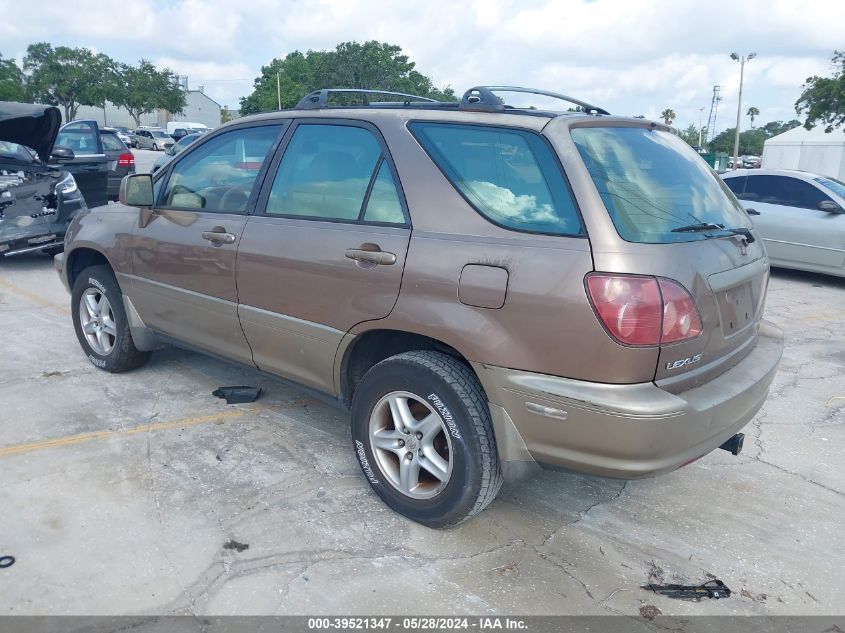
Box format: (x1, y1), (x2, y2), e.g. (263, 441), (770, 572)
(0, 170), (843, 616)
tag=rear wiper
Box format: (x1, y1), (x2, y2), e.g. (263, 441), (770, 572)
(671, 223), (755, 243)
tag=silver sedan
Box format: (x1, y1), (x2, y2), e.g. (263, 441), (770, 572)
(721, 168), (845, 277)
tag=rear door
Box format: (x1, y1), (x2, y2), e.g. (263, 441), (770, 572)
(98, 130), (134, 199)
(236, 120), (411, 392)
(125, 123), (285, 365)
(54, 120), (109, 207)
(740, 174), (845, 269)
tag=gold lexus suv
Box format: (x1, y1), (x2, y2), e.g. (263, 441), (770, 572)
(55, 87), (783, 527)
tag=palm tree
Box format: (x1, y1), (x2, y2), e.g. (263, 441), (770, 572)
(660, 108), (676, 125)
(747, 106), (760, 128)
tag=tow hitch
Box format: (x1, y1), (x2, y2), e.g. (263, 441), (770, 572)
(719, 433), (745, 456)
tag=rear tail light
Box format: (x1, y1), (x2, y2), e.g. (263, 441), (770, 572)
(118, 152), (135, 166)
(585, 274), (702, 347)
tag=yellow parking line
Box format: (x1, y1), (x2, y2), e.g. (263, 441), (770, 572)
(0, 276), (70, 314)
(0, 408), (255, 458)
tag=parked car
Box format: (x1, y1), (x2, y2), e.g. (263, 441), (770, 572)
(721, 168), (845, 277)
(55, 86), (783, 527)
(133, 128), (174, 151)
(112, 126), (136, 148)
(170, 126), (207, 141)
(53, 120), (111, 209)
(0, 102), (87, 257)
(166, 121), (209, 139)
(152, 132), (201, 173)
(98, 128), (136, 201)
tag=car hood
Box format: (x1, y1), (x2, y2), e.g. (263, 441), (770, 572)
(0, 101), (62, 163)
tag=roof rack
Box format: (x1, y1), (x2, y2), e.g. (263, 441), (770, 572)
(295, 88), (440, 110)
(459, 86), (609, 115)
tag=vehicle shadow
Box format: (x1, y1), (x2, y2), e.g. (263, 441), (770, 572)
(769, 266), (845, 288)
(0, 250), (57, 270)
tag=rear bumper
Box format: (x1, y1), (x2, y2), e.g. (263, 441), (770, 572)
(473, 320), (783, 479)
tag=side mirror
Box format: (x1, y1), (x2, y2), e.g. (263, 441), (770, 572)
(818, 200), (843, 214)
(50, 146), (75, 162)
(119, 174), (154, 207)
(164, 145), (175, 156)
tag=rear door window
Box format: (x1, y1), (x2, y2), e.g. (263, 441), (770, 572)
(571, 126), (749, 243)
(57, 121), (101, 155)
(265, 123), (406, 224)
(410, 122), (583, 236)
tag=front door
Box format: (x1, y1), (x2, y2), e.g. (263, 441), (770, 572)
(237, 121), (411, 392)
(742, 174), (845, 269)
(125, 123), (285, 364)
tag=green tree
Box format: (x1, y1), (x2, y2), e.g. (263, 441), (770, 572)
(239, 41), (455, 115)
(0, 53), (25, 101)
(221, 106), (233, 124)
(707, 119), (801, 155)
(746, 106), (760, 128)
(111, 60), (186, 127)
(678, 123), (700, 146)
(23, 42), (113, 120)
(796, 50), (845, 132)
(660, 108), (676, 125)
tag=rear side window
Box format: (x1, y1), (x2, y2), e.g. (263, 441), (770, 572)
(410, 122), (583, 236)
(722, 176), (746, 196)
(100, 133), (125, 151)
(571, 126), (750, 243)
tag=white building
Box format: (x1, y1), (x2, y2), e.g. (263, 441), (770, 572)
(72, 90), (222, 129)
(762, 124), (845, 180)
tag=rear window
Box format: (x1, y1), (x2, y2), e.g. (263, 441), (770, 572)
(100, 132), (125, 151)
(571, 126), (750, 243)
(410, 122), (583, 236)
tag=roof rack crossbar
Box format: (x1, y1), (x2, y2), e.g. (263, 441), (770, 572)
(295, 88), (440, 110)
(460, 86), (610, 115)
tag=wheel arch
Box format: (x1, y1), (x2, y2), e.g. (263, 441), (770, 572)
(336, 328), (479, 408)
(65, 246), (114, 289)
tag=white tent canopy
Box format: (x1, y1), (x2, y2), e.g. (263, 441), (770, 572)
(762, 124), (845, 180)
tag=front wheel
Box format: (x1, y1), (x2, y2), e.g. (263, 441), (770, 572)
(351, 351), (503, 528)
(71, 265), (150, 372)
(152, 143), (158, 151)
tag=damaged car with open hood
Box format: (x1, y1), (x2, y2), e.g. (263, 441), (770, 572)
(0, 102), (107, 257)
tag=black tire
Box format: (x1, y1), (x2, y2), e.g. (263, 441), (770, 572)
(152, 143), (158, 151)
(71, 265), (150, 373)
(351, 351), (503, 528)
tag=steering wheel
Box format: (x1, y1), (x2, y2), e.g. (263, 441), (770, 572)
(218, 186), (251, 212)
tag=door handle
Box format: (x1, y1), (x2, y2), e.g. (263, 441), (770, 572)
(746, 208), (761, 215)
(202, 230), (236, 244)
(345, 248), (397, 265)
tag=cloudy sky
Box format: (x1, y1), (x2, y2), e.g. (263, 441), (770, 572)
(1, 0), (842, 134)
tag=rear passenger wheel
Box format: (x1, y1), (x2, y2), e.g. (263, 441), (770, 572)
(351, 351), (503, 528)
(71, 265), (150, 373)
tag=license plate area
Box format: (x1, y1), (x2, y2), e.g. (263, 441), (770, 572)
(718, 282), (754, 336)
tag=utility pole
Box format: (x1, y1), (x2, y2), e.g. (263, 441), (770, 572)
(730, 52), (756, 170)
(698, 107), (704, 147)
(277, 73), (282, 110)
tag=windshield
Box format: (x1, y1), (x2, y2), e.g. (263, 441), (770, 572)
(571, 126), (750, 243)
(815, 177), (845, 200)
(0, 141), (36, 163)
(152, 131), (170, 139)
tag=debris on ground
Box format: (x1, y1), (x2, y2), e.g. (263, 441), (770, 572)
(222, 540), (249, 553)
(0, 556), (15, 569)
(212, 386), (262, 404)
(639, 605), (661, 620)
(642, 579), (732, 600)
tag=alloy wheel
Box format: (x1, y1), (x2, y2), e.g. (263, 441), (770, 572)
(368, 390), (453, 499)
(78, 288), (116, 355)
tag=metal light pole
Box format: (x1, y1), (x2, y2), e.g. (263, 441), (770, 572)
(277, 73), (282, 110)
(698, 107), (704, 147)
(730, 52), (756, 169)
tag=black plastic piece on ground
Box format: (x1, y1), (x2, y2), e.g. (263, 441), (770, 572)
(0, 556), (15, 569)
(719, 433), (745, 456)
(642, 579), (732, 600)
(212, 386), (262, 404)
